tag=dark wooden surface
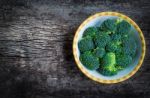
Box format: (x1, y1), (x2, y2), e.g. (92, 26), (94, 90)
(0, 0), (150, 98)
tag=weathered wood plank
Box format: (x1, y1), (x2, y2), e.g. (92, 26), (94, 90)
(0, 0), (150, 98)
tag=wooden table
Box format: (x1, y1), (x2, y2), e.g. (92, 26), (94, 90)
(0, 0), (150, 98)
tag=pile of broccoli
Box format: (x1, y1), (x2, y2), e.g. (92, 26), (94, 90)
(78, 18), (137, 76)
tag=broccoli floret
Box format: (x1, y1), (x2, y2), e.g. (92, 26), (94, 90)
(109, 34), (122, 54)
(122, 37), (137, 57)
(94, 33), (111, 48)
(116, 20), (131, 36)
(95, 30), (112, 37)
(111, 34), (122, 41)
(106, 41), (122, 53)
(83, 27), (98, 37)
(80, 51), (100, 70)
(98, 52), (117, 76)
(93, 47), (105, 58)
(100, 19), (117, 33)
(78, 36), (95, 52)
(116, 54), (132, 68)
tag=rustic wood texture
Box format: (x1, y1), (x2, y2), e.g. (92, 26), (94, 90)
(0, 0), (150, 98)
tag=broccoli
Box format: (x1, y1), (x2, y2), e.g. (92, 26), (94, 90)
(116, 54), (132, 68)
(78, 36), (95, 52)
(98, 65), (117, 76)
(111, 34), (122, 41)
(95, 30), (112, 37)
(80, 51), (100, 70)
(106, 41), (122, 53)
(102, 52), (116, 66)
(94, 33), (111, 48)
(115, 65), (124, 71)
(109, 34), (122, 54)
(116, 20), (131, 36)
(78, 18), (136, 76)
(122, 37), (137, 57)
(98, 52), (117, 76)
(100, 19), (117, 33)
(93, 47), (105, 58)
(116, 18), (123, 24)
(83, 27), (98, 37)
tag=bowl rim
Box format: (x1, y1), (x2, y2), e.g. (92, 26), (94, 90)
(73, 12), (146, 84)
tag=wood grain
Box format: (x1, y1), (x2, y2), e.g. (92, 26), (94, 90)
(0, 0), (150, 98)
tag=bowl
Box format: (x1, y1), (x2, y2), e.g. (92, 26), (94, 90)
(73, 12), (146, 84)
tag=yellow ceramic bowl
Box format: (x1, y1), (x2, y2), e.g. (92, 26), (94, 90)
(73, 12), (146, 84)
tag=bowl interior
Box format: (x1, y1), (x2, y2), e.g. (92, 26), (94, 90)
(76, 15), (142, 80)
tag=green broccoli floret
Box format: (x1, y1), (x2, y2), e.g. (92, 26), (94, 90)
(80, 51), (100, 70)
(116, 20), (131, 36)
(110, 34), (122, 54)
(94, 33), (111, 48)
(78, 36), (95, 52)
(122, 37), (137, 57)
(100, 19), (117, 33)
(83, 27), (98, 37)
(95, 30), (112, 38)
(93, 47), (105, 58)
(106, 41), (122, 53)
(111, 34), (122, 41)
(98, 52), (117, 76)
(116, 54), (132, 68)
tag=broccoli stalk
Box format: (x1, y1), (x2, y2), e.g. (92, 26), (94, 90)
(98, 52), (117, 76)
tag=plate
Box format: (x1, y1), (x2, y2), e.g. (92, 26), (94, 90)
(73, 12), (146, 84)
